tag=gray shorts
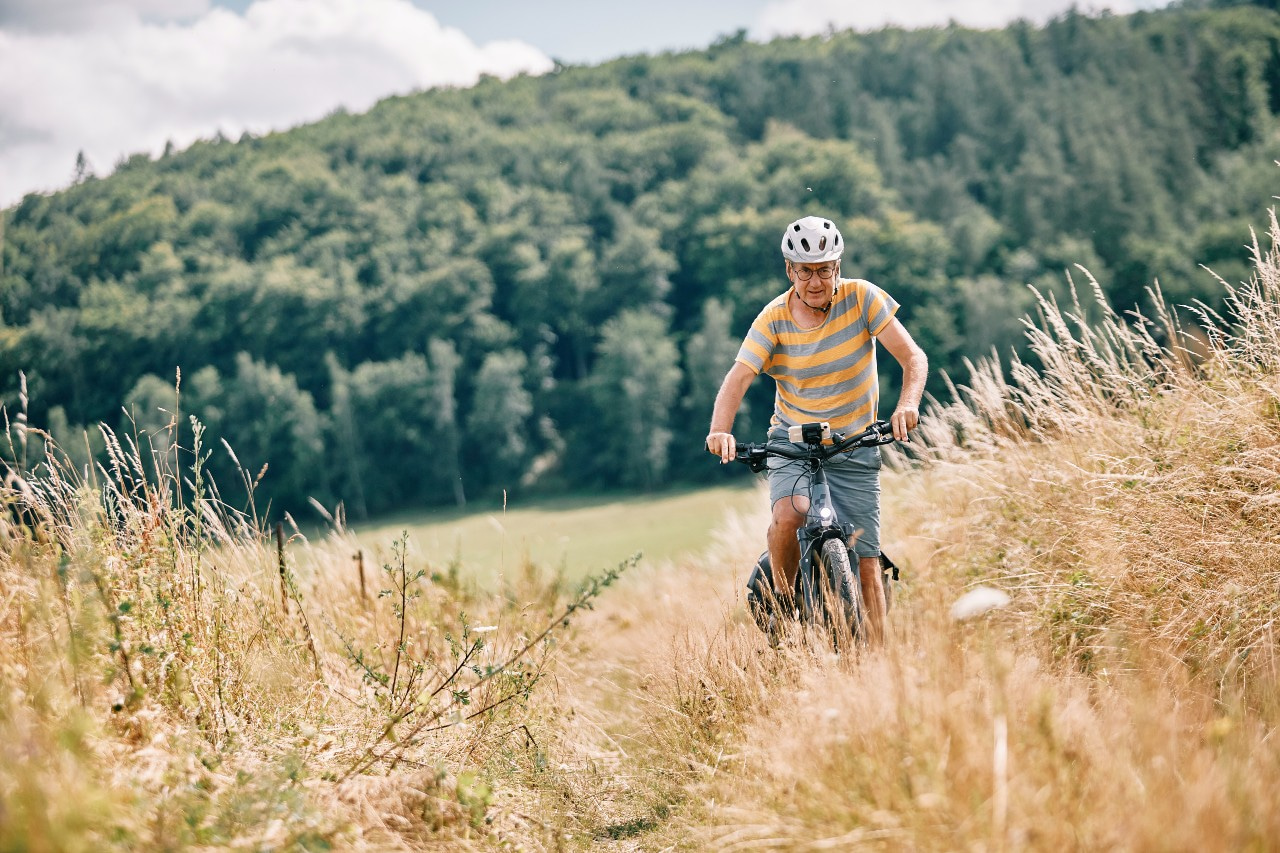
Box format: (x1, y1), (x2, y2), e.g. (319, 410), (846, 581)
(766, 433), (882, 558)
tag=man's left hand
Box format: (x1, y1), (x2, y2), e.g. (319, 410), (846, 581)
(890, 406), (919, 441)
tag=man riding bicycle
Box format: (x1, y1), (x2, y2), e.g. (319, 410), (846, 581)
(705, 215), (928, 646)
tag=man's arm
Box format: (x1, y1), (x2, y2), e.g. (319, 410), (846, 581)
(877, 318), (928, 441)
(706, 361), (756, 463)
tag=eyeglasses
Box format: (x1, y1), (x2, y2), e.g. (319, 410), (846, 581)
(791, 263), (838, 281)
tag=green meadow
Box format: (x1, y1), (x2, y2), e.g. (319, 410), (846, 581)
(352, 481), (765, 585)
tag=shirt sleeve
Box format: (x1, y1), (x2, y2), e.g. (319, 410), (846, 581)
(734, 310), (776, 375)
(862, 281), (900, 336)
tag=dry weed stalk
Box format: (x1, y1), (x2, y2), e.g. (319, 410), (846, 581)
(900, 213), (1280, 694)
(0, 402), (624, 849)
(522, 211), (1280, 849)
(5, 212), (1280, 850)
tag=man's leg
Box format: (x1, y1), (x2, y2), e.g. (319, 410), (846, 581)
(768, 496), (807, 600)
(825, 449), (886, 646)
(859, 555), (887, 647)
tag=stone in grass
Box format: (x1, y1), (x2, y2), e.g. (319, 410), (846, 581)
(950, 586), (1011, 621)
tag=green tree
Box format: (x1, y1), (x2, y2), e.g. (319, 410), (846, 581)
(4, 4), (1280, 507)
(332, 353), (435, 517)
(685, 297), (742, 411)
(588, 311), (683, 489)
(465, 349), (534, 493)
(184, 355), (325, 515)
(325, 355), (368, 520)
(428, 339), (466, 507)
(677, 298), (749, 475)
(72, 195), (177, 280)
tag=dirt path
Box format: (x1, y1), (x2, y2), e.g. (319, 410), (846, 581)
(496, 468), (957, 849)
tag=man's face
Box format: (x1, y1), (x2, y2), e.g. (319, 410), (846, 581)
(788, 260), (840, 305)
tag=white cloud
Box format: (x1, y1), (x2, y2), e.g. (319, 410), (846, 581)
(0, 0), (552, 205)
(753, 0), (1171, 38)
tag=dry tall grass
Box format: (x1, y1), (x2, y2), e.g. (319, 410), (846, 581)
(502, 213), (1280, 850)
(0, 405), (627, 849)
(5, 212), (1280, 850)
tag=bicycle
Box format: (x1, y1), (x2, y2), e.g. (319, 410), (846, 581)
(725, 419), (901, 647)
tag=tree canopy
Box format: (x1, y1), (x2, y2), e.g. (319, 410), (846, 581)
(3, 5), (1279, 516)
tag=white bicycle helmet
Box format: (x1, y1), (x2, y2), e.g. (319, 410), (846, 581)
(781, 216), (843, 263)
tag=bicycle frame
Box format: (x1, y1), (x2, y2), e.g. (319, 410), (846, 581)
(734, 420), (898, 637)
(793, 457), (862, 619)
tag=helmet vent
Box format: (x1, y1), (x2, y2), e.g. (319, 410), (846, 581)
(823, 222), (831, 229)
(793, 224), (802, 232)
(800, 238), (811, 252)
(818, 236), (827, 251)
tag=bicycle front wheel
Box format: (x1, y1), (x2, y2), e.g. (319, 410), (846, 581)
(815, 538), (864, 646)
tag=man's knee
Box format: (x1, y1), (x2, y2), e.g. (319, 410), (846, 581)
(769, 499), (805, 535)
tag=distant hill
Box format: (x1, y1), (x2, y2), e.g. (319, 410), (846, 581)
(3, 4), (1279, 516)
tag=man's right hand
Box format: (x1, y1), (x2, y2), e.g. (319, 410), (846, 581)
(705, 431), (737, 464)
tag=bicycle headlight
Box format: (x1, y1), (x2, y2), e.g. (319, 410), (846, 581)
(819, 506), (833, 520)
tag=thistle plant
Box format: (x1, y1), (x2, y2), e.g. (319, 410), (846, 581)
(336, 553), (635, 780)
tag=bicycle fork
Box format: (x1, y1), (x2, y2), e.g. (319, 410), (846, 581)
(796, 465), (860, 622)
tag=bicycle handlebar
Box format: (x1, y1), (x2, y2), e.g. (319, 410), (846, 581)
(730, 420), (899, 470)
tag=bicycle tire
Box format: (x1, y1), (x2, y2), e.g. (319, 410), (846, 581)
(745, 551), (776, 635)
(747, 551), (803, 646)
(810, 538), (863, 646)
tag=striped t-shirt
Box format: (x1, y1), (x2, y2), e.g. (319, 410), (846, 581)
(735, 279), (899, 435)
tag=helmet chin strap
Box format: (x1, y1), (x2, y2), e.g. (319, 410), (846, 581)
(792, 283), (836, 314)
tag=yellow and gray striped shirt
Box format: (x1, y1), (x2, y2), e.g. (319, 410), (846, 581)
(735, 279), (899, 435)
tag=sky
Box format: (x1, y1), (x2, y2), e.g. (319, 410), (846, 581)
(0, 0), (1173, 207)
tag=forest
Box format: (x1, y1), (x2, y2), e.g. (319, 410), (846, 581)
(3, 2), (1280, 518)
